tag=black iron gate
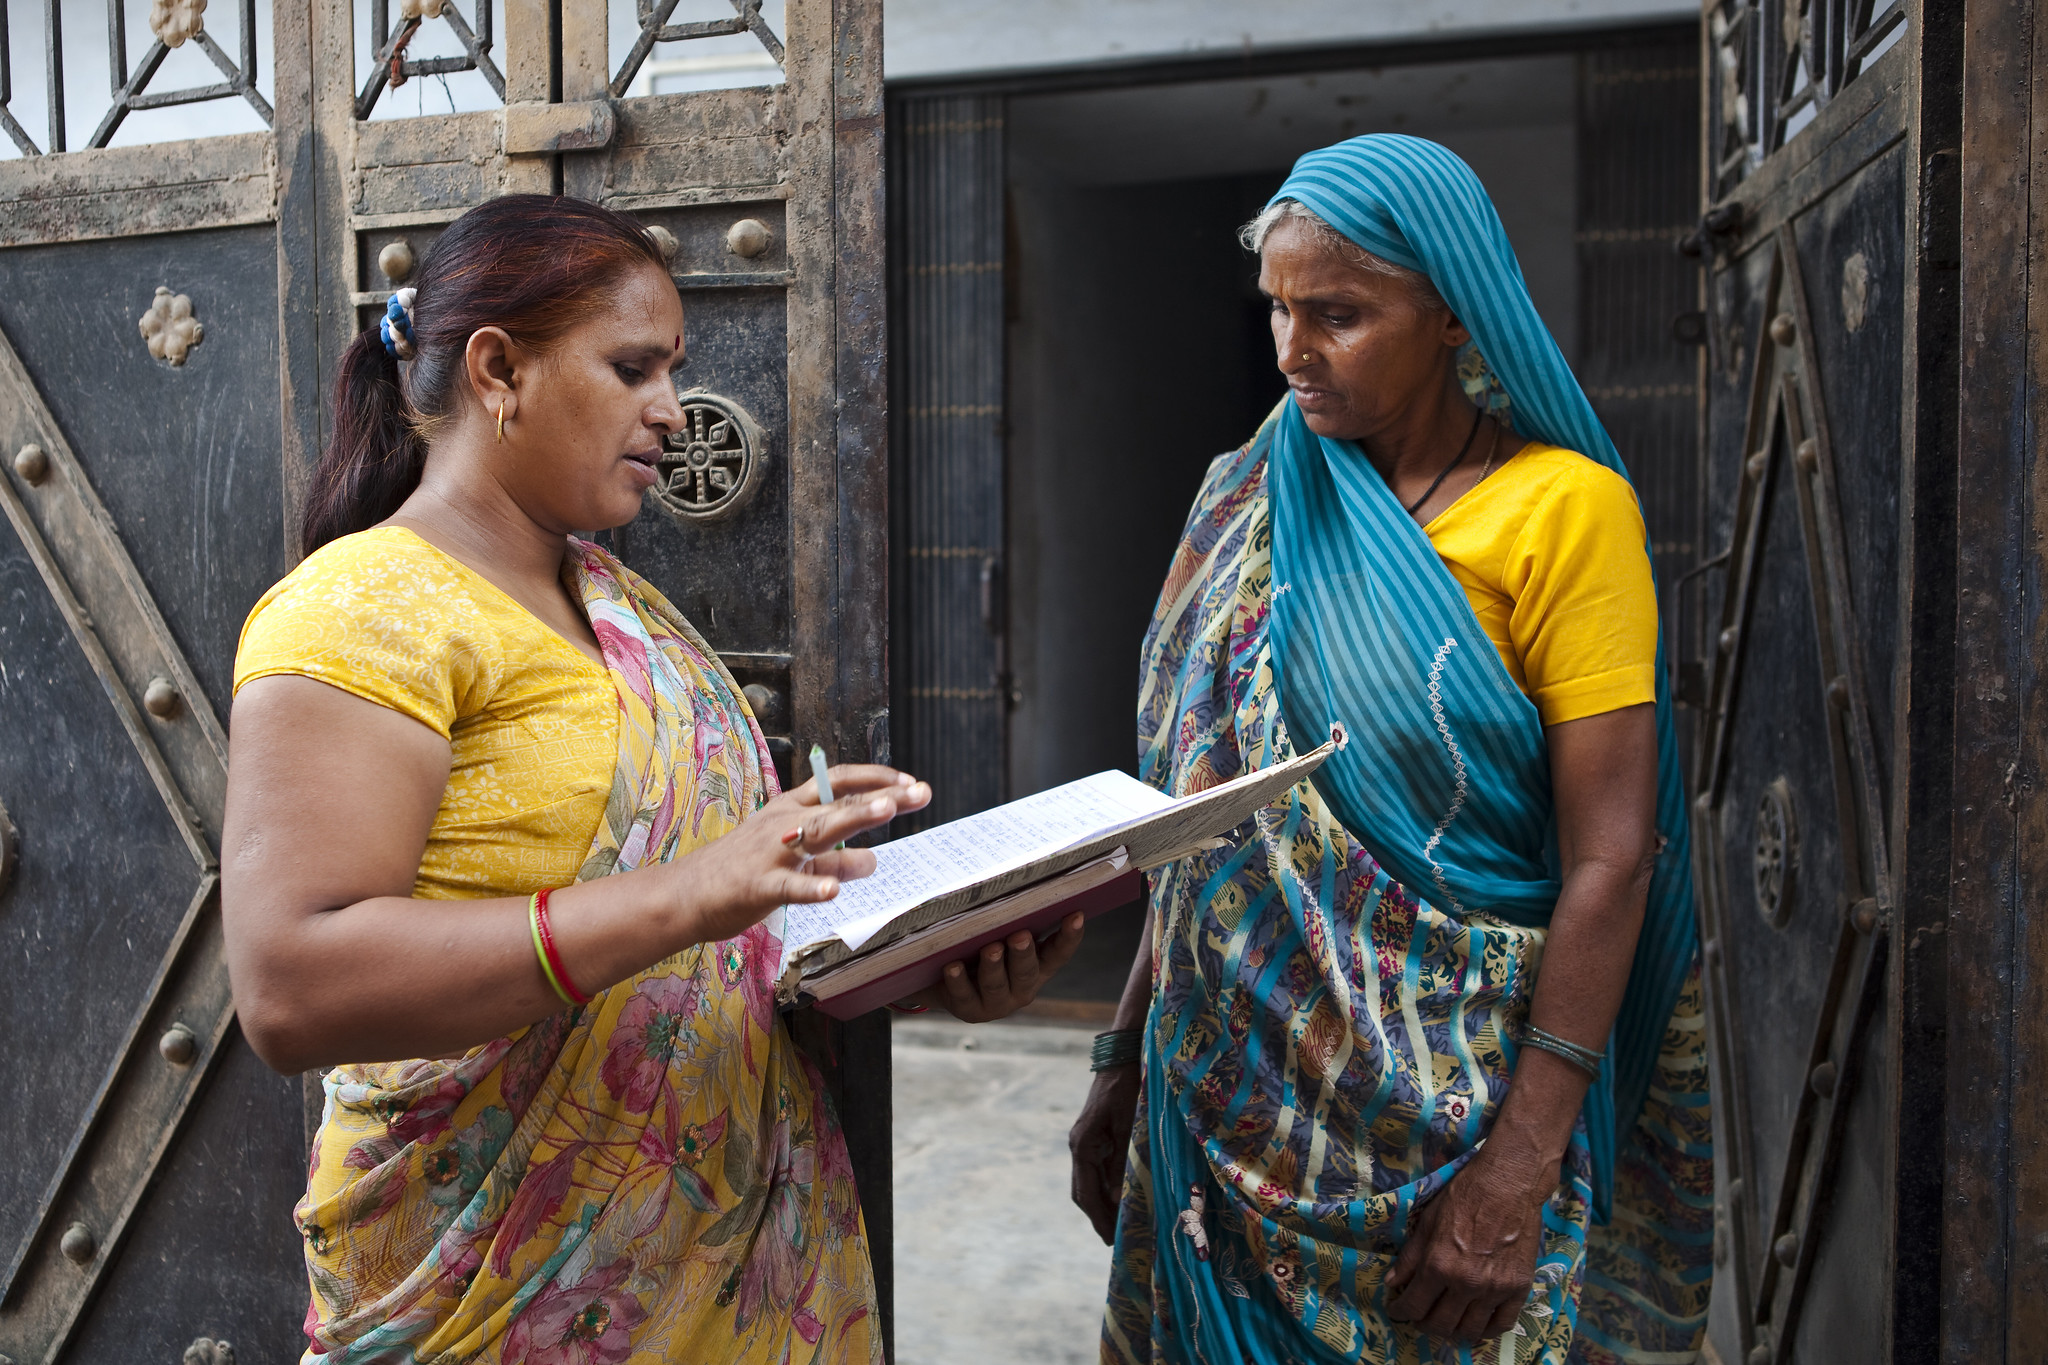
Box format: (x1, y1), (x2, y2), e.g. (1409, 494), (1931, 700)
(0, 3), (888, 1360)
(1686, 2), (1949, 1360)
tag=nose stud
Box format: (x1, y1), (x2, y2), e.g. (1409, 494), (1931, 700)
(1300, 352), (1312, 361)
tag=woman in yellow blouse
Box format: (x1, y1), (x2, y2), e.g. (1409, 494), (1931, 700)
(223, 195), (1080, 1365)
(1068, 138), (1709, 1365)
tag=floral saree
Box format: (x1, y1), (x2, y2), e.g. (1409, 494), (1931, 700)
(1104, 435), (1714, 1365)
(296, 541), (878, 1365)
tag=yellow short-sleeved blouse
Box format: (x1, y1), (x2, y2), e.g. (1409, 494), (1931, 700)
(232, 527), (619, 900)
(1424, 441), (1658, 727)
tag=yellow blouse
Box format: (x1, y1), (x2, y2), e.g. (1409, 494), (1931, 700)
(1424, 441), (1658, 726)
(232, 527), (618, 900)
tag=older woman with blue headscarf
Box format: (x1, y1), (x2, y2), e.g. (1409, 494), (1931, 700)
(1067, 136), (1712, 1364)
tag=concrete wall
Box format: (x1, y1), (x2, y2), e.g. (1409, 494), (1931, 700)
(885, 0), (1696, 81)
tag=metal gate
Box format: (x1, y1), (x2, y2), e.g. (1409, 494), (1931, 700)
(1687, 2), (1943, 1360)
(0, 2), (887, 1359)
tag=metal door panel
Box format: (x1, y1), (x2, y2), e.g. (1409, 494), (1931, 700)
(0, 0), (887, 1353)
(1694, 12), (1912, 1359)
(1786, 998), (1889, 1358)
(610, 241), (795, 658)
(1788, 151), (1904, 785)
(55, 1036), (306, 1364)
(0, 227), (286, 723)
(1711, 440), (1847, 1189)
(0, 533), (206, 1273)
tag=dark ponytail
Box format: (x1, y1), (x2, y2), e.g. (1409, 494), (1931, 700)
(300, 194), (670, 554)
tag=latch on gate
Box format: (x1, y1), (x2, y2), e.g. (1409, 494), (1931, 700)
(503, 100), (617, 157)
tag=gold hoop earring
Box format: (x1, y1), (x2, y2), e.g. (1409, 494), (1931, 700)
(497, 404), (506, 444)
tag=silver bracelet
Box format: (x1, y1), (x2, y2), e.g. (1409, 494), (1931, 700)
(1523, 1026), (1603, 1078)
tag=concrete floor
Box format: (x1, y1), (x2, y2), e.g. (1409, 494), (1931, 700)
(891, 1016), (1115, 1365)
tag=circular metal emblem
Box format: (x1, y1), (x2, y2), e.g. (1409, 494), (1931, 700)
(1753, 777), (1797, 928)
(649, 391), (765, 524)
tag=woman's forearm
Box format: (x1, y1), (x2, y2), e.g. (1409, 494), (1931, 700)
(1486, 851), (1651, 1178)
(1111, 900), (1157, 1031)
(232, 865), (696, 1073)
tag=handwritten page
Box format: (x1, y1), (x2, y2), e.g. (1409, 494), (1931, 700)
(779, 770), (1174, 967)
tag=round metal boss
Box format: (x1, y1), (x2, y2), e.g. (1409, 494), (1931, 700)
(1753, 777), (1797, 928)
(650, 391), (765, 524)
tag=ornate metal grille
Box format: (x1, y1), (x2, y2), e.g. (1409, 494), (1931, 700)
(609, 0), (784, 99)
(355, 0), (502, 120)
(0, 0), (272, 156)
(1707, 0), (1906, 198)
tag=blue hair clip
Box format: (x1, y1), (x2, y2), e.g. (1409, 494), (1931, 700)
(380, 288), (417, 360)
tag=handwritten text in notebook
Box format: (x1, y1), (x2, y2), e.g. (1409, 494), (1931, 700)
(779, 770), (1173, 963)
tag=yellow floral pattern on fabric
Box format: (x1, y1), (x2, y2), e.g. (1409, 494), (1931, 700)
(234, 527), (620, 899)
(251, 538), (877, 1365)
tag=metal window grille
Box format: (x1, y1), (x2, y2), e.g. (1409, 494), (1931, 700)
(888, 92), (1007, 831)
(0, 0), (272, 156)
(355, 0), (502, 120)
(610, 0), (784, 99)
(1707, 0), (1907, 198)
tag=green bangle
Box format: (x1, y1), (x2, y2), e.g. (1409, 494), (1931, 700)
(1523, 1025), (1603, 1078)
(1090, 1029), (1143, 1073)
(528, 893), (577, 1007)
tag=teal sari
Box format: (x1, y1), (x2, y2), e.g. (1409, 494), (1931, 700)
(1105, 137), (1712, 1365)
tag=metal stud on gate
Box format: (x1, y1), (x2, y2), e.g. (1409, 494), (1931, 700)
(1809, 1060), (1838, 1097)
(183, 1339), (236, 1365)
(1773, 1231), (1799, 1267)
(159, 1023), (198, 1066)
(377, 239), (416, 285)
(726, 218), (773, 259)
(13, 442), (47, 485)
(144, 676), (183, 720)
(58, 1222), (95, 1265)
(1769, 311), (1797, 345)
(646, 225), (679, 264)
(742, 683), (786, 731)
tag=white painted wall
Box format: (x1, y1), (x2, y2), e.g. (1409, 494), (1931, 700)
(884, 0), (1699, 81)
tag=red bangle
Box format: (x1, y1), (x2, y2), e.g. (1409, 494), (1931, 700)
(885, 1001), (929, 1015)
(534, 887), (591, 1005)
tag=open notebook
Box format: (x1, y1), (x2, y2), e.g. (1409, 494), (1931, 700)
(773, 726), (1344, 1019)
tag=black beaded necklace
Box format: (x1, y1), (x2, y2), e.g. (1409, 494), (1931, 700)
(1402, 403), (1486, 518)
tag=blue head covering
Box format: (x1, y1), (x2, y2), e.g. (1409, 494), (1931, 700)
(1263, 135), (1697, 1220)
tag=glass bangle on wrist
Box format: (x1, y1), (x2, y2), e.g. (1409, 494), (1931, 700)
(1090, 1028), (1143, 1073)
(528, 888), (590, 1007)
(1522, 1025), (1604, 1078)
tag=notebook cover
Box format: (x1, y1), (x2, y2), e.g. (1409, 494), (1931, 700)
(805, 867), (1144, 1021)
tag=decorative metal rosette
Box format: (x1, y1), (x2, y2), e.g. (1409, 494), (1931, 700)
(649, 390), (765, 524)
(1752, 776), (1797, 929)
